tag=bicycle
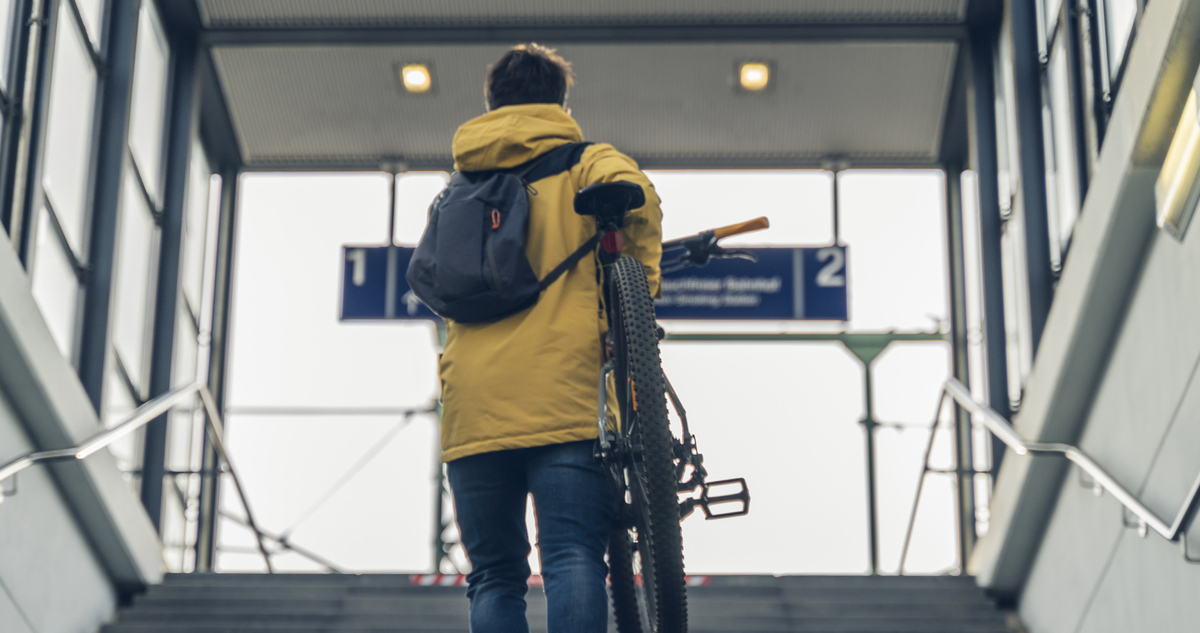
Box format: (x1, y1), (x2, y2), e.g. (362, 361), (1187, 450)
(573, 181), (767, 633)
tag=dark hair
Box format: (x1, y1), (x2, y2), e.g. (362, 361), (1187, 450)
(485, 43), (574, 111)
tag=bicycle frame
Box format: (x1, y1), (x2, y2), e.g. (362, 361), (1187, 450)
(591, 216), (751, 524)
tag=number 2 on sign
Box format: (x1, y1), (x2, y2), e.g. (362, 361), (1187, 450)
(815, 248), (846, 287)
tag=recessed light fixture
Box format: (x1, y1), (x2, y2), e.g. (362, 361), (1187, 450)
(1156, 84), (1200, 240)
(738, 62), (772, 92)
(400, 64), (432, 94)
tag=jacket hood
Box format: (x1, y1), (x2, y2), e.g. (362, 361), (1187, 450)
(452, 104), (584, 172)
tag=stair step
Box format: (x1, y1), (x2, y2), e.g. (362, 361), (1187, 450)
(109, 574), (1018, 633)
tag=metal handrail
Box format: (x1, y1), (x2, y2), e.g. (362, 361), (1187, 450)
(0, 382), (275, 573)
(899, 378), (1200, 574)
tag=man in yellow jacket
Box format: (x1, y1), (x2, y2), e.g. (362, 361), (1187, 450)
(440, 44), (662, 632)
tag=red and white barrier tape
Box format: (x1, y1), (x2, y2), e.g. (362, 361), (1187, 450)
(410, 574), (711, 587)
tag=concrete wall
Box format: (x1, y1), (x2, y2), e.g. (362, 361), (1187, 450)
(0, 393), (117, 633)
(968, 0), (1200, 628)
(0, 229), (163, 631)
(1018, 209), (1200, 632)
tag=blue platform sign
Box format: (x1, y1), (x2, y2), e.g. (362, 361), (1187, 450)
(341, 245), (441, 321)
(340, 244), (847, 322)
(655, 246), (848, 321)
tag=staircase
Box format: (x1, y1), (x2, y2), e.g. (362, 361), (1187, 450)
(102, 573), (1020, 632)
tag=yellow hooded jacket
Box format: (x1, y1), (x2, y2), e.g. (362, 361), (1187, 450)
(438, 103), (663, 462)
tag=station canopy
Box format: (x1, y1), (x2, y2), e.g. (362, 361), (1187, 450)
(189, 0), (981, 171)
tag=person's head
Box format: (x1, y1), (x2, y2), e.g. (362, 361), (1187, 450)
(485, 43), (574, 111)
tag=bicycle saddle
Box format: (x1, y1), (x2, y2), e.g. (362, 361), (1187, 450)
(574, 181), (645, 229)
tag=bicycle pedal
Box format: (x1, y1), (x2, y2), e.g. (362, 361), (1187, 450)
(698, 478), (750, 520)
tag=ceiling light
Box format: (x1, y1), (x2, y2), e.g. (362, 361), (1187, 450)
(1155, 86), (1200, 239)
(739, 62), (771, 92)
(400, 64), (432, 94)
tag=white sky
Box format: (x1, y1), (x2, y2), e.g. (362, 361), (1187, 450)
(215, 168), (970, 577)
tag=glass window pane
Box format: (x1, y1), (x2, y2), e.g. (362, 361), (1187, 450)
(994, 32), (1020, 212)
(1105, 0), (1137, 80)
(30, 205), (78, 358)
(128, 3), (168, 202)
(41, 14), (98, 256)
(73, 0), (105, 49)
(181, 144), (212, 313)
(1044, 0), (1063, 34)
(1049, 37), (1082, 253)
(0, 0), (16, 92)
(111, 171), (158, 394)
(103, 355), (142, 494)
(172, 306), (198, 388)
(1000, 218), (1034, 407)
(166, 310), (204, 572)
(1041, 79), (1063, 271)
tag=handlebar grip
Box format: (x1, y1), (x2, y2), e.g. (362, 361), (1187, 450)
(712, 217), (770, 240)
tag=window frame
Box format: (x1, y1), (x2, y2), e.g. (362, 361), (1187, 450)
(22, 0), (108, 363)
(108, 0), (174, 406)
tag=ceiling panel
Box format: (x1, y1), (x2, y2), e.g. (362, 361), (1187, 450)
(198, 0), (967, 28)
(212, 41), (956, 170)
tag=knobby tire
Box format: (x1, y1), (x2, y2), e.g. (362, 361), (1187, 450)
(607, 255), (687, 633)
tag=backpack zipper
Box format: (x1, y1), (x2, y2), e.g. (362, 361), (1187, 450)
(485, 211), (503, 290)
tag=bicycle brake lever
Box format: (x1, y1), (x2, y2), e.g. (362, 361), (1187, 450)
(713, 248), (757, 263)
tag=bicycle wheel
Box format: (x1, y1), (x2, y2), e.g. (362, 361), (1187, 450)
(607, 255), (686, 633)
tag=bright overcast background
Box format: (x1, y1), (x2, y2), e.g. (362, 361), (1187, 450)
(214, 167), (988, 577)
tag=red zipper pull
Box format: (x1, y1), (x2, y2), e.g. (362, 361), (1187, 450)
(491, 209), (501, 230)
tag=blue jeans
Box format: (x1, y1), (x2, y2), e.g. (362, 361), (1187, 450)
(448, 440), (615, 633)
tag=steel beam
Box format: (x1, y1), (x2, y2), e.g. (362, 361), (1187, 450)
(201, 22), (968, 47)
(237, 156), (943, 175)
(662, 332), (946, 344)
(141, 29), (200, 532)
(197, 46), (241, 171)
(1009, 0), (1055, 356)
(0, 0), (36, 238)
(966, 24), (1012, 482)
(11, 0), (53, 263)
(77, 0), (140, 412)
(943, 163), (977, 565)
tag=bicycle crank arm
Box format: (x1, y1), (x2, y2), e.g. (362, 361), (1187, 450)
(679, 477), (751, 521)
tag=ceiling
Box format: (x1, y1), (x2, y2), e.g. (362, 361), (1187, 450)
(192, 0), (973, 171)
(196, 0), (969, 27)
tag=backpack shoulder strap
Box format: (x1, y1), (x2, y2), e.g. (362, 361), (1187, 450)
(513, 142), (594, 184)
(538, 233), (600, 291)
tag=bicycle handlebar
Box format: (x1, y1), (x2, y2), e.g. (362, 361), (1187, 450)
(711, 217), (770, 240)
(662, 216), (770, 250)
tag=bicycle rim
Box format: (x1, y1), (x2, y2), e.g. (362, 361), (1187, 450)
(608, 255), (687, 633)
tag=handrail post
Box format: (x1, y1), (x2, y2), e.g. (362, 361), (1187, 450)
(0, 382), (275, 573)
(196, 167), (240, 572)
(197, 387), (273, 573)
(898, 389), (950, 575)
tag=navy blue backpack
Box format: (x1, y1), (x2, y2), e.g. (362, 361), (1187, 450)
(406, 142), (597, 323)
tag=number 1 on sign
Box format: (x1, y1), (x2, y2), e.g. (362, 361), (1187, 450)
(348, 249), (367, 286)
(815, 247), (846, 287)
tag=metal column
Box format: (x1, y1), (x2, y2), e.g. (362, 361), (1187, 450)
(195, 167), (239, 571)
(8, 0), (51, 258)
(943, 164), (976, 563)
(141, 30), (200, 531)
(1009, 0), (1055, 356)
(841, 338), (892, 576)
(967, 24), (1014, 480)
(0, 0), (37, 238)
(76, 0), (140, 412)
